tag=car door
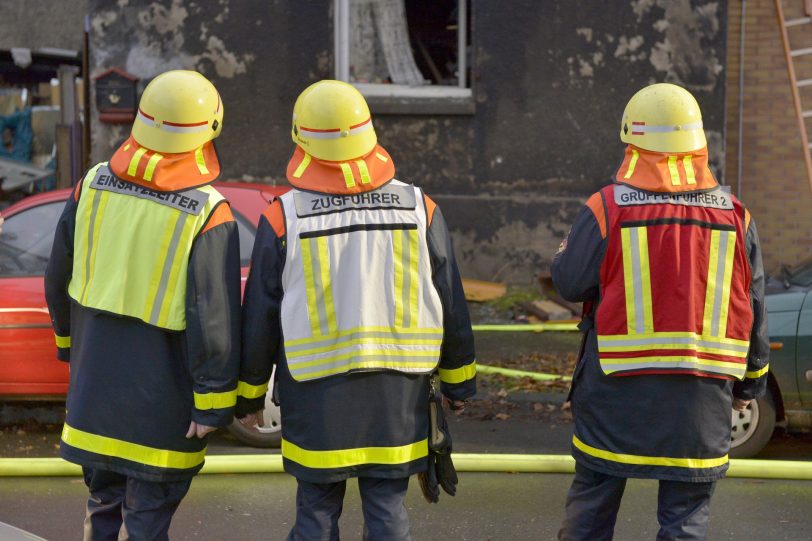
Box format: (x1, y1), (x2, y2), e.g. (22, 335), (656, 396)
(796, 292), (812, 407)
(0, 200), (69, 397)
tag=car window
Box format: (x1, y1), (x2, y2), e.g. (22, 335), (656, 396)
(789, 257), (812, 287)
(233, 210), (256, 266)
(0, 202), (64, 277)
(0, 202), (257, 276)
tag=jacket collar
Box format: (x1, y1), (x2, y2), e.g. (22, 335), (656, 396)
(285, 144), (395, 194)
(109, 135), (221, 192)
(614, 145), (718, 193)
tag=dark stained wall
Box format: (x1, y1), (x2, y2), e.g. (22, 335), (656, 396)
(0, 0), (88, 51)
(88, 0), (333, 182)
(88, 0), (728, 283)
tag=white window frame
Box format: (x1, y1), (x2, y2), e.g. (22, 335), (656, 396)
(334, 0), (471, 99)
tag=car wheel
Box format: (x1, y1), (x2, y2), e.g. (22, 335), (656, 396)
(226, 391), (282, 448)
(729, 388), (776, 458)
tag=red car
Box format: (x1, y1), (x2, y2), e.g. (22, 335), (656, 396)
(0, 182), (287, 447)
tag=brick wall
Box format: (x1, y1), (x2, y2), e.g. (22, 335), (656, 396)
(726, 0), (812, 273)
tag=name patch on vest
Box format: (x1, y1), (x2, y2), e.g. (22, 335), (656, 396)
(615, 185), (734, 210)
(91, 172), (209, 215)
(294, 184), (417, 217)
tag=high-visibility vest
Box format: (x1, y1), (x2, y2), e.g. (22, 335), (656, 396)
(68, 163), (225, 330)
(279, 180), (445, 382)
(595, 184), (753, 380)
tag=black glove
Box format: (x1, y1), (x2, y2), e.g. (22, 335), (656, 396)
(418, 395), (458, 503)
(418, 455), (440, 503)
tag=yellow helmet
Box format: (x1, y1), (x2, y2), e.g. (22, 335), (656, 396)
(291, 80), (377, 162)
(131, 70), (223, 154)
(619, 83), (706, 153)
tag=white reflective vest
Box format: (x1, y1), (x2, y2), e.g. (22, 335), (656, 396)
(279, 180), (445, 382)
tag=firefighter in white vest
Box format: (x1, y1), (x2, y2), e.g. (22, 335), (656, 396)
(238, 80), (476, 540)
(45, 71), (242, 540)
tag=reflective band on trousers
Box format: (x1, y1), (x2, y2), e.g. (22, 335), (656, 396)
(61, 423), (206, 470)
(282, 438), (428, 469)
(68, 164), (224, 330)
(572, 434), (728, 469)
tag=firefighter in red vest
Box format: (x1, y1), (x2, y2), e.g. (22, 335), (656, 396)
(552, 83), (769, 540)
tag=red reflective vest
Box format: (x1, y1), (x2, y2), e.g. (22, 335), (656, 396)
(595, 183), (753, 380)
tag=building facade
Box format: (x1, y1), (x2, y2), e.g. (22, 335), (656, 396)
(725, 0), (812, 273)
(3, 0), (747, 281)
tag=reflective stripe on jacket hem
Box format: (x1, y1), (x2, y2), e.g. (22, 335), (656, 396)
(572, 434), (728, 469)
(61, 424), (206, 470)
(281, 437), (428, 469)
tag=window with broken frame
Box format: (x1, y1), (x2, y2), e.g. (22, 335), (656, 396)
(334, 0), (471, 105)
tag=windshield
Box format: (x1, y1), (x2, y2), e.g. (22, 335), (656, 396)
(787, 256), (812, 287)
(0, 202), (64, 277)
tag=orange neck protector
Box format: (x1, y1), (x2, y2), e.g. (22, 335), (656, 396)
(109, 135), (221, 192)
(614, 145), (718, 193)
(285, 144), (396, 195)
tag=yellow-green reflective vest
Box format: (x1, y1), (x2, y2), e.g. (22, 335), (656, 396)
(279, 180), (445, 382)
(68, 163), (225, 330)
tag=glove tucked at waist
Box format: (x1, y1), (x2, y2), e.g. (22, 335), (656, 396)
(418, 395), (458, 503)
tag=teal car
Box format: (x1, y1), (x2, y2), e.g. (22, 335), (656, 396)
(730, 260), (812, 457)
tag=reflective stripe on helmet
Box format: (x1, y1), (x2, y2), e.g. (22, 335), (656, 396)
(299, 118), (373, 139)
(137, 108), (210, 134)
(629, 121), (703, 135)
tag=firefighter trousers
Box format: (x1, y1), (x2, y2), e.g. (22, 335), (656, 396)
(82, 467), (192, 541)
(558, 464), (716, 541)
(288, 476), (411, 541)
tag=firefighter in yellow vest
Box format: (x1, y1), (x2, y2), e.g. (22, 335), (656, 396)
(553, 83), (769, 540)
(45, 70), (241, 540)
(237, 80), (476, 540)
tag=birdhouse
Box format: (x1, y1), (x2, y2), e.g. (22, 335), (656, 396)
(94, 67), (138, 124)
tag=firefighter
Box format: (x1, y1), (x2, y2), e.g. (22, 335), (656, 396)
(552, 83), (769, 540)
(44, 70), (241, 540)
(237, 80), (476, 540)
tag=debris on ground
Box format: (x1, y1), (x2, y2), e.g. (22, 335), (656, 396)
(0, 420), (62, 457)
(462, 278), (508, 302)
(461, 349), (579, 423)
(518, 299), (572, 321)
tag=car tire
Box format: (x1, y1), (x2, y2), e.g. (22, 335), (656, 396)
(729, 388), (776, 459)
(226, 393), (282, 448)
